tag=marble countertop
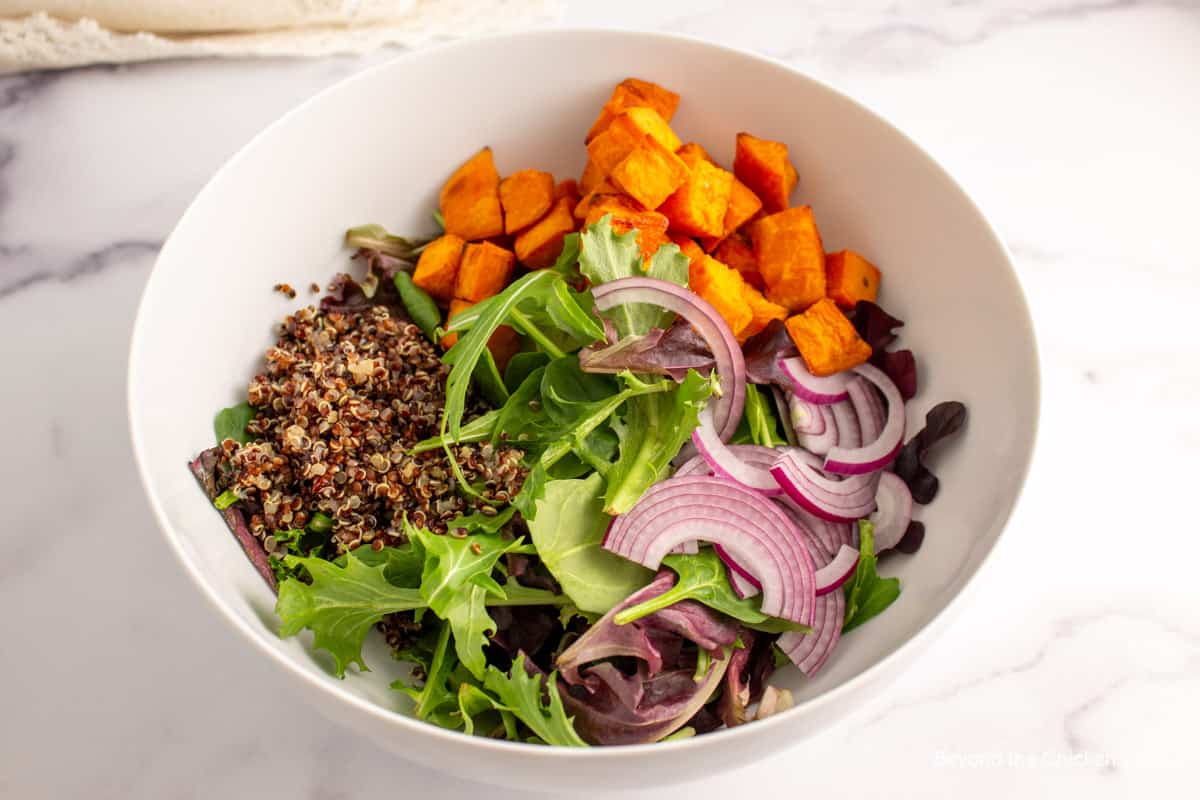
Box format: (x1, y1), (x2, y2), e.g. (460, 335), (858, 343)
(3, 2), (1198, 797)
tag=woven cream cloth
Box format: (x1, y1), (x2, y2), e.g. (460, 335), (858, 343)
(0, 0), (564, 73)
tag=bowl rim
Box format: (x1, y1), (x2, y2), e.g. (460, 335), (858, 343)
(127, 26), (1040, 759)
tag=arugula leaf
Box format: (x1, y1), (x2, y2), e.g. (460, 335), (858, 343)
(443, 270), (563, 438)
(214, 402), (255, 444)
(457, 681), (518, 739)
(579, 216), (686, 337)
(483, 653), (588, 747)
(407, 524), (519, 678)
(744, 383), (787, 447)
(471, 348), (510, 408)
(409, 409), (499, 454)
(843, 520), (901, 632)
(276, 551), (425, 677)
(613, 548), (808, 633)
(548, 232), (582, 279)
(603, 369), (714, 514)
(393, 621), (458, 723)
(527, 473), (653, 615)
(503, 351), (551, 392)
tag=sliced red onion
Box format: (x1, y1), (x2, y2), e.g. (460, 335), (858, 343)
(869, 472), (913, 552)
(777, 499), (839, 563)
(824, 363), (906, 475)
(603, 476), (816, 624)
(830, 399), (861, 449)
(591, 277), (746, 441)
(669, 540), (700, 555)
(770, 450), (878, 523)
(777, 589), (845, 676)
(672, 454), (709, 478)
(787, 395), (826, 435)
(778, 356), (854, 404)
(814, 545), (859, 596)
(714, 544), (762, 599)
(795, 403), (838, 454)
(691, 408), (782, 496)
(847, 378), (884, 446)
(770, 385), (799, 447)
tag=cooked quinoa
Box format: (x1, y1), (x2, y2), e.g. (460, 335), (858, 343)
(211, 303), (526, 557)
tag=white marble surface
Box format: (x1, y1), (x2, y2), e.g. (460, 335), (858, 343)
(3, 2), (1199, 798)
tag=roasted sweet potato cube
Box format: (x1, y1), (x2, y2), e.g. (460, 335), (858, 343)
(739, 283), (789, 342)
(659, 155), (732, 238)
(499, 169), (555, 235)
(442, 298), (520, 368)
(412, 233), (465, 302)
(688, 254), (753, 337)
(670, 234), (706, 264)
(586, 79), (681, 143)
(676, 141), (715, 164)
(580, 159), (606, 194)
(587, 108), (682, 177)
(554, 178), (581, 210)
(439, 147), (505, 241)
(784, 298), (872, 376)
(573, 185), (625, 222)
(825, 250), (881, 309)
(713, 233), (763, 290)
(440, 298), (474, 349)
(455, 241), (515, 302)
(609, 135), (691, 211)
(748, 206), (826, 311)
(514, 198), (575, 268)
(733, 133), (798, 214)
(700, 177), (764, 251)
(586, 200), (670, 262)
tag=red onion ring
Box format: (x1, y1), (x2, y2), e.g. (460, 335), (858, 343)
(814, 545), (859, 596)
(714, 543), (762, 599)
(847, 377), (884, 446)
(795, 403), (838, 454)
(604, 476), (816, 624)
(770, 450), (878, 523)
(824, 363), (906, 475)
(691, 408), (782, 495)
(830, 399), (862, 449)
(869, 472), (913, 552)
(770, 385), (800, 447)
(779, 356), (854, 404)
(591, 277), (746, 441)
(777, 589), (845, 676)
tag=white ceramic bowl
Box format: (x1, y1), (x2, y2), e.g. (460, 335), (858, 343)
(128, 29), (1038, 791)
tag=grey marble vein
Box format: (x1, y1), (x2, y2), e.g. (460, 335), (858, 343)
(0, 239), (161, 299)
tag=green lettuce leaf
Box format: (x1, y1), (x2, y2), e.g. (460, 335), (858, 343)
(276, 551), (425, 677)
(213, 402), (255, 444)
(744, 383), (787, 447)
(579, 215), (688, 337)
(843, 520), (901, 632)
(393, 621), (459, 724)
(603, 369), (714, 515)
(482, 653), (588, 747)
(527, 473), (653, 615)
(613, 548), (809, 633)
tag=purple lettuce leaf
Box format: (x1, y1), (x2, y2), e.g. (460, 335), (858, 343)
(741, 319), (797, 385)
(578, 320), (715, 381)
(851, 301), (918, 400)
(893, 401), (968, 504)
(717, 630), (755, 727)
(554, 571), (741, 745)
(488, 605), (562, 673)
(189, 447), (277, 591)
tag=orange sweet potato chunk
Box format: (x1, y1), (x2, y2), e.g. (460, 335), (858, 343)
(412, 234), (465, 303)
(659, 154), (732, 238)
(442, 298), (520, 369)
(586, 79), (681, 143)
(785, 298), (871, 376)
(586, 200), (670, 262)
(733, 133), (798, 214)
(670, 233), (705, 264)
(515, 198), (576, 268)
(713, 233), (763, 290)
(587, 108), (682, 177)
(455, 241), (515, 302)
(580, 159), (606, 194)
(739, 283), (789, 342)
(676, 142), (715, 165)
(609, 135), (691, 211)
(748, 206), (826, 311)
(700, 177), (764, 251)
(500, 169), (555, 235)
(825, 250), (881, 309)
(554, 178), (581, 209)
(439, 147), (505, 241)
(573, 185), (625, 222)
(689, 254), (752, 337)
